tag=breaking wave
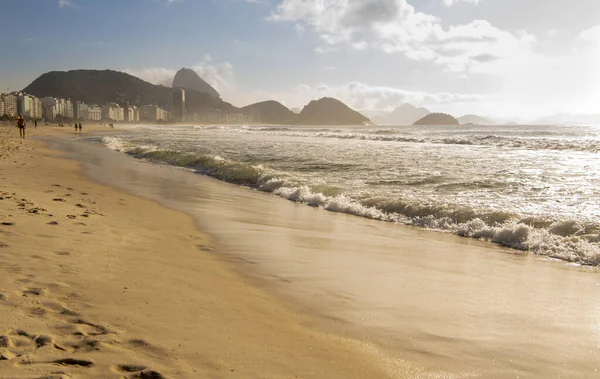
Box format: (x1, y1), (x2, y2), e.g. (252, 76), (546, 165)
(102, 135), (600, 266)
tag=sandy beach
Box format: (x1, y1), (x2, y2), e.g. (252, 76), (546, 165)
(0, 124), (390, 378)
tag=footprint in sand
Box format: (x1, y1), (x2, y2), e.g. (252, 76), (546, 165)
(133, 370), (167, 379)
(72, 319), (113, 336)
(52, 198), (67, 202)
(0, 335), (12, 348)
(114, 365), (167, 379)
(115, 364), (147, 373)
(53, 358), (94, 367)
(23, 287), (47, 297)
(19, 358), (94, 367)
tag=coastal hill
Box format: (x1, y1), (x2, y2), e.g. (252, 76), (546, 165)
(242, 100), (297, 124)
(414, 113), (459, 126)
(172, 68), (220, 99)
(24, 69), (236, 113)
(298, 97), (371, 125)
(24, 69), (168, 106)
(374, 103), (430, 125)
(22, 70), (370, 125)
(458, 114), (495, 125)
(242, 98), (372, 125)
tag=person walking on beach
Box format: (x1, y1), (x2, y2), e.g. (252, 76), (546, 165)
(17, 116), (26, 139)
(34, 119), (37, 128)
(79, 122), (82, 132)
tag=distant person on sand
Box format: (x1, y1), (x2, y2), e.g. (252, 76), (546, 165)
(34, 119), (37, 128)
(78, 123), (82, 132)
(17, 116), (26, 139)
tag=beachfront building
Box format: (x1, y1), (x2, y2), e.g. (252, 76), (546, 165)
(1, 94), (18, 117)
(0, 98), (4, 116)
(41, 97), (58, 120)
(33, 96), (42, 119)
(74, 101), (88, 120)
(172, 88), (186, 122)
(139, 105), (168, 122)
(62, 99), (74, 118)
(101, 103), (124, 121)
(128, 106), (139, 122)
(17, 93), (35, 118)
(42, 104), (56, 120)
(87, 105), (102, 121)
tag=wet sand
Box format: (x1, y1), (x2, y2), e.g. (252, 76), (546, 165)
(0, 125), (391, 378)
(48, 133), (600, 378)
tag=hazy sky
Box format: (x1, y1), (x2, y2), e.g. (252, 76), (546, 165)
(1, 0), (599, 119)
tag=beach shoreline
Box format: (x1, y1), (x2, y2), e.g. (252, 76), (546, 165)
(3, 124), (600, 378)
(0, 125), (392, 378)
(61, 125), (600, 379)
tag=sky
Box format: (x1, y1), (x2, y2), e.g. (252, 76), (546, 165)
(0, 0), (599, 119)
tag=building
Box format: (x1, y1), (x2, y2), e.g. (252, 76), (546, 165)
(64, 99), (73, 118)
(87, 105), (102, 121)
(33, 96), (42, 119)
(74, 101), (89, 120)
(0, 98), (4, 116)
(128, 106), (139, 122)
(172, 88), (186, 122)
(101, 103), (124, 121)
(1, 94), (18, 117)
(139, 105), (168, 122)
(17, 93), (35, 118)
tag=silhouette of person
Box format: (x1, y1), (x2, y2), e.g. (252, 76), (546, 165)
(34, 119), (37, 128)
(17, 116), (26, 139)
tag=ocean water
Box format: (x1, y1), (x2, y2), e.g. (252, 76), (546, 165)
(97, 123), (600, 266)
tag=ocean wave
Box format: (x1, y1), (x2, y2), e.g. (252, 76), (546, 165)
(101, 136), (600, 266)
(201, 127), (600, 152)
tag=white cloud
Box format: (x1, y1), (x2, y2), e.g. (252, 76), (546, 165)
(123, 56), (234, 91)
(58, 0), (77, 8)
(268, 0), (536, 73)
(442, 0), (480, 6)
(580, 24), (600, 43)
(293, 81), (486, 111)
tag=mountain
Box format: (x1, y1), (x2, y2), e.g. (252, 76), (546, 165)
(22, 70), (369, 125)
(23, 69), (234, 113)
(172, 68), (220, 99)
(242, 100), (297, 124)
(414, 113), (459, 126)
(374, 103), (431, 125)
(531, 113), (600, 126)
(298, 97), (371, 125)
(458, 114), (495, 125)
(24, 69), (168, 106)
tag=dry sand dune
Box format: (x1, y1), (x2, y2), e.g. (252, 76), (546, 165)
(0, 124), (390, 378)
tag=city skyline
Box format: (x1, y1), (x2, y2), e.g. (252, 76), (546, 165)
(1, 0), (599, 119)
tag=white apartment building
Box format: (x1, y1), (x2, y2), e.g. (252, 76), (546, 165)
(87, 105), (102, 121)
(1, 93), (18, 117)
(101, 104), (124, 121)
(139, 105), (168, 122)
